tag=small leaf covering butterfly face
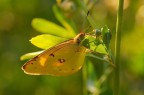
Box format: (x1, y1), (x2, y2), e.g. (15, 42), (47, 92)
(22, 33), (87, 76)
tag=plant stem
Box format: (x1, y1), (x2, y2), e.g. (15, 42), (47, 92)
(82, 60), (88, 95)
(114, 0), (124, 95)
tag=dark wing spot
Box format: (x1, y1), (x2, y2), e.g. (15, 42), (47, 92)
(30, 62), (33, 64)
(49, 53), (55, 57)
(58, 59), (65, 63)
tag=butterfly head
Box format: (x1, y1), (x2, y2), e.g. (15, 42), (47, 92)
(73, 32), (85, 44)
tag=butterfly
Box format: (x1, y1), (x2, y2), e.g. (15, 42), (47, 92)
(22, 33), (88, 76)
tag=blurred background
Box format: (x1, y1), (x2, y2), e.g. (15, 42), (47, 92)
(0, 0), (144, 95)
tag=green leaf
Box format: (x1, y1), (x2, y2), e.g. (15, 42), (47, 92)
(30, 34), (67, 49)
(82, 35), (96, 50)
(53, 5), (77, 35)
(32, 18), (75, 38)
(96, 44), (107, 54)
(20, 51), (43, 60)
(82, 35), (107, 54)
(101, 26), (112, 49)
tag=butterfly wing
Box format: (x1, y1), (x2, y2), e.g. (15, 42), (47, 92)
(22, 40), (87, 76)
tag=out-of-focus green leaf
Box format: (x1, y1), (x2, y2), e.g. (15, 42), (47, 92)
(129, 52), (144, 76)
(86, 59), (100, 95)
(32, 18), (75, 38)
(20, 51), (43, 60)
(30, 34), (67, 49)
(53, 5), (77, 35)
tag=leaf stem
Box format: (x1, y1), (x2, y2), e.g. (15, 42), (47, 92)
(82, 60), (88, 95)
(114, 0), (124, 95)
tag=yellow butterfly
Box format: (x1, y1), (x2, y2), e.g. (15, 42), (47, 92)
(22, 33), (88, 76)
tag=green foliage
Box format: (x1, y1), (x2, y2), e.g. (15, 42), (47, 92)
(101, 26), (112, 50)
(20, 51), (43, 60)
(30, 34), (67, 49)
(129, 52), (144, 76)
(82, 32), (108, 54)
(53, 5), (77, 35)
(32, 18), (74, 38)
